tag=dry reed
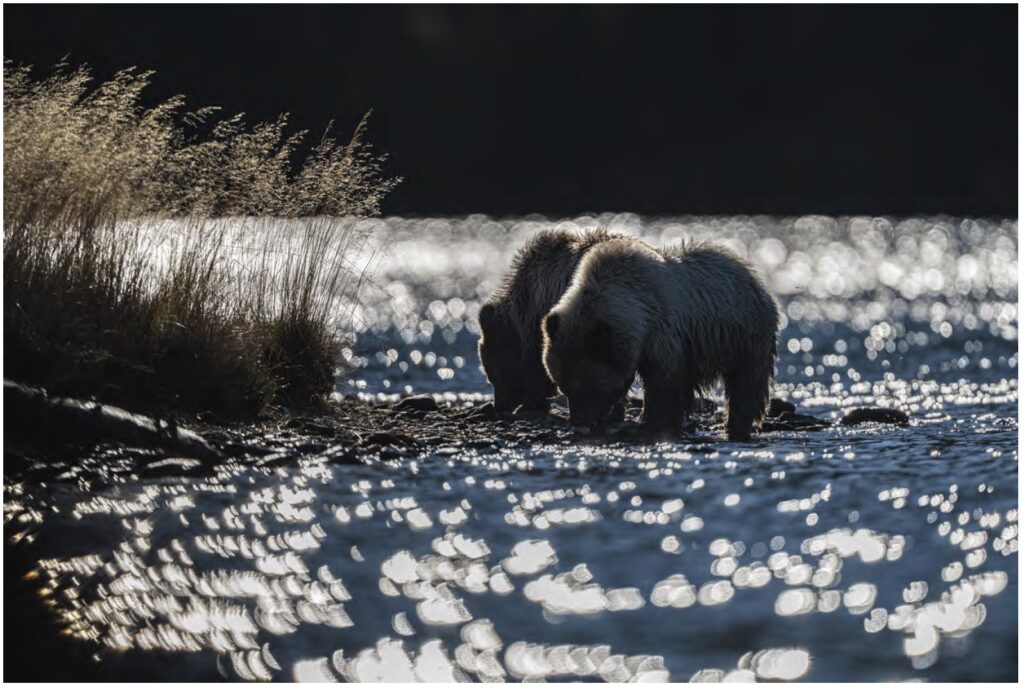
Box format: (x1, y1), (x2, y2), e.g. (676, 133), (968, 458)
(4, 60), (398, 416)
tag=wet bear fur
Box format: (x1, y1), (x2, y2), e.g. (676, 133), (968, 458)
(542, 237), (779, 440)
(478, 228), (623, 412)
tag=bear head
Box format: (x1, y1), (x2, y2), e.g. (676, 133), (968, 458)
(543, 310), (634, 427)
(478, 302), (525, 412)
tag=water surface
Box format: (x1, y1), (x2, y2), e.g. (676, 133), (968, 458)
(5, 214), (1017, 681)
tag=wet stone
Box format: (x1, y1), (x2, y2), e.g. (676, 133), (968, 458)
(462, 402), (496, 419)
(334, 429), (363, 445)
(281, 417), (336, 436)
(763, 412), (832, 432)
(142, 457), (207, 477)
(840, 407), (910, 427)
(768, 398), (797, 418)
(394, 394), (439, 413)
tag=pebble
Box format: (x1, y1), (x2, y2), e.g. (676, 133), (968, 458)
(394, 395), (438, 413)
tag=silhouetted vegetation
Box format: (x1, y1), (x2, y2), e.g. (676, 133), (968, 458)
(4, 61), (398, 417)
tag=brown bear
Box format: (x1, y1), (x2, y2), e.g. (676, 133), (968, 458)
(541, 237), (779, 440)
(478, 228), (625, 413)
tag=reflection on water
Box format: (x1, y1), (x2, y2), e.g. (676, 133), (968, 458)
(3, 214), (1018, 682)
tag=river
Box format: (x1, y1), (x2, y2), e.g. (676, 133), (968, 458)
(4, 214), (1017, 681)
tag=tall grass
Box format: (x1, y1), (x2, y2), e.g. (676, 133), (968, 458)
(3, 61), (398, 417)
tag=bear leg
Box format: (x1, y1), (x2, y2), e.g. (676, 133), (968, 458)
(493, 389), (524, 414)
(640, 378), (690, 437)
(518, 345), (555, 411)
(517, 392), (551, 413)
(607, 397), (627, 423)
(723, 366), (771, 441)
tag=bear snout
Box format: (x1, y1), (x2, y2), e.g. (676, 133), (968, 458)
(568, 397), (616, 428)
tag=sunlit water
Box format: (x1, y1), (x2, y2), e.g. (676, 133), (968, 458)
(5, 214), (1018, 681)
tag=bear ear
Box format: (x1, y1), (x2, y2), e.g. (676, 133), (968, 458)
(585, 320), (616, 361)
(479, 303), (497, 333)
(543, 311), (561, 340)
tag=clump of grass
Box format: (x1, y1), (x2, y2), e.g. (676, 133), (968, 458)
(4, 60), (398, 417)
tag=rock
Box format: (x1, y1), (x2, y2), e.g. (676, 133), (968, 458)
(334, 429), (363, 445)
(768, 398), (797, 418)
(282, 417), (336, 436)
(763, 412), (831, 432)
(840, 407), (910, 427)
(142, 456), (207, 477)
(4, 379), (221, 461)
(465, 401), (497, 421)
(395, 395), (438, 413)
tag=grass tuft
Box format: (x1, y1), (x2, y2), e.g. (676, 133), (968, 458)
(4, 60), (398, 418)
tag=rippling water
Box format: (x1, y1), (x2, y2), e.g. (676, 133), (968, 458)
(4, 214), (1018, 681)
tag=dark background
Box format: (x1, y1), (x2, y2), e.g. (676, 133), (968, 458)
(4, 4), (1017, 217)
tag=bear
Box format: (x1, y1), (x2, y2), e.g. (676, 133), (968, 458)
(478, 228), (627, 413)
(541, 237), (779, 440)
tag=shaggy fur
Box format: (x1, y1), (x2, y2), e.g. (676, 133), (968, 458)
(542, 237), (779, 440)
(478, 228), (622, 412)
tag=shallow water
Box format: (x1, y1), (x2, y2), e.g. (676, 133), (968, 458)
(4, 214), (1018, 681)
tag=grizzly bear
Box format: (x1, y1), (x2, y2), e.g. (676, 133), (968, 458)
(478, 228), (625, 413)
(541, 237), (779, 440)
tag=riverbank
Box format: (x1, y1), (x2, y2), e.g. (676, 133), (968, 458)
(5, 384), (905, 490)
(3, 385), (1014, 682)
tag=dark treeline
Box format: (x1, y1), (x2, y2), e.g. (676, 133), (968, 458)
(4, 4), (1016, 217)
